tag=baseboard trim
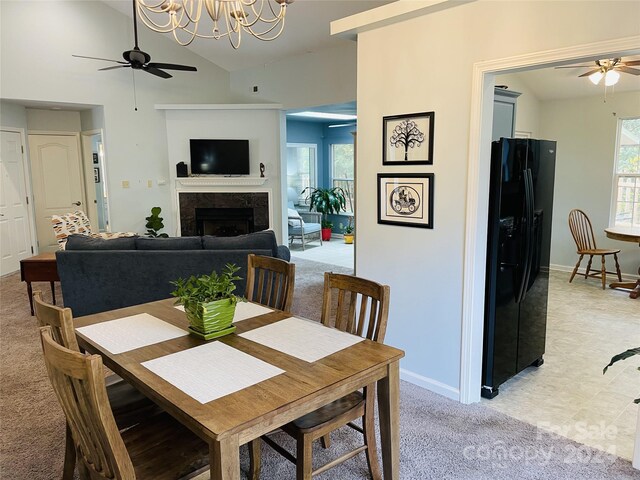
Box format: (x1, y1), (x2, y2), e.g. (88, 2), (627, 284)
(400, 368), (460, 401)
(549, 264), (636, 282)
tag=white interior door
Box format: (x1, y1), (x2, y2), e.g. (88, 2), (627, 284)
(0, 130), (33, 274)
(29, 134), (86, 252)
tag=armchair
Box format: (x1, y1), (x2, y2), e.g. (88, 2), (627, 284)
(288, 207), (322, 251)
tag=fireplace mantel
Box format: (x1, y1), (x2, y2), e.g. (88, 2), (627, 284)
(176, 177), (268, 187)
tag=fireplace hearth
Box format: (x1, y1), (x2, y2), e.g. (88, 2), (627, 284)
(179, 192), (269, 237)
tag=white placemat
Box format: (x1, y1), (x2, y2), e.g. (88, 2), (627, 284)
(76, 313), (188, 354)
(239, 317), (364, 362)
(174, 302), (273, 323)
(142, 342), (284, 404)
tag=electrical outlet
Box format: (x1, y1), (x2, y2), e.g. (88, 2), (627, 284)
(157, 179), (167, 186)
(122, 180), (130, 188)
(147, 180), (153, 188)
(253, 85), (258, 93)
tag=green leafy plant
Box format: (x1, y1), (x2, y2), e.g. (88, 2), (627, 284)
(603, 347), (640, 404)
(340, 216), (354, 234)
(145, 206), (169, 238)
(302, 186), (346, 228)
(171, 264), (243, 313)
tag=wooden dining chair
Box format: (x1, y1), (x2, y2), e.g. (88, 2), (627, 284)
(261, 272), (390, 480)
(245, 253), (296, 312)
(39, 326), (209, 480)
(568, 209), (622, 289)
(33, 291), (161, 479)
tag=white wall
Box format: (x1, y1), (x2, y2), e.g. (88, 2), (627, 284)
(0, 102), (28, 131)
(26, 109), (82, 132)
(162, 106), (286, 241)
(230, 43), (358, 109)
(350, 1), (640, 398)
(540, 90), (640, 276)
(0, 0), (233, 234)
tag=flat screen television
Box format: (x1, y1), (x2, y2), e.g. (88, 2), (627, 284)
(189, 139), (250, 175)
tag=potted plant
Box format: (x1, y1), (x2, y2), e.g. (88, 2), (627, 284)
(171, 263), (243, 340)
(340, 217), (355, 244)
(145, 206), (169, 238)
(603, 347), (640, 469)
(302, 186), (346, 241)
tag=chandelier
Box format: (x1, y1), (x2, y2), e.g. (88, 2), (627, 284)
(136, 0), (294, 49)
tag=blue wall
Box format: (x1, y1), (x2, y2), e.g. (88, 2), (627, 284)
(286, 119), (355, 232)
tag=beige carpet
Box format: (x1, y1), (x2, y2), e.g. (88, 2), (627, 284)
(1, 259), (638, 479)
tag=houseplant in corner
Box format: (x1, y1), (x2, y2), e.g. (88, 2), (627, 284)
(171, 263), (243, 340)
(302, 186), (346, 241)
(340, 217), (355, 244)
(145, 206), (169, 238)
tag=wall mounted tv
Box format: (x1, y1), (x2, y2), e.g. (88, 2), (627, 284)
(190, 139), (250, 175)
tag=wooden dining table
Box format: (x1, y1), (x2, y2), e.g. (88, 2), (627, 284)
(74, 298), (404, 479)
(605, 226), (640, 299)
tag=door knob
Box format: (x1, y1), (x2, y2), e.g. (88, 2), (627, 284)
(72, 201), (82, 206)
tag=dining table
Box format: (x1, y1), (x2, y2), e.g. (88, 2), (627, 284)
(605, 226), (640, 299)
(74, 298), (405, 480)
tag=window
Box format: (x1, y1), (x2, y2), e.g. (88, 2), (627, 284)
(287, 143), (317, 206)
(330, 144), (354, 214)
(612, 118), (640, 227)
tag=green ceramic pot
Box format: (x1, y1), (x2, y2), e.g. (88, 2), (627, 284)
(185, 298), (237, 340)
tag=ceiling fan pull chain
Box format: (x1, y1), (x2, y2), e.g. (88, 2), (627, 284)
(132, 70), (138, 112)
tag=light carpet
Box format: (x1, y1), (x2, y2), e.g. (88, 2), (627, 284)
(1, 258), (637, 479)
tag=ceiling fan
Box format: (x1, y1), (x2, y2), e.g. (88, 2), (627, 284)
(73, 0), (197, 79)
(555, 58), (640, 86)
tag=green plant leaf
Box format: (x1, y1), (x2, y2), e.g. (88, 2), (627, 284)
(603, 347), (640, 374)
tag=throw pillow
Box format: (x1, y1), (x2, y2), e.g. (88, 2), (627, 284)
(202, 230), (278, 257)
(51, 211), (93, 250)
(287, 208), (305, 227)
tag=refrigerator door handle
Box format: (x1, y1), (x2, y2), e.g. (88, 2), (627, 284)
(517, 169), (533, 303)
(520, 169), (536, 302)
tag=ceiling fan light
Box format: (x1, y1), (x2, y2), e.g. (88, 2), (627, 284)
(605, 70), (620, 86)
(589, 71), (603, 85)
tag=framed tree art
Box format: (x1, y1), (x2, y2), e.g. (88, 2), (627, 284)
(377, 173), (434, 229)
(383, 112), (434, 165)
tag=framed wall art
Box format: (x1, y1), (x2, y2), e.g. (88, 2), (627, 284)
(383, 111), (434, 165)
(377, 173), (434, 229)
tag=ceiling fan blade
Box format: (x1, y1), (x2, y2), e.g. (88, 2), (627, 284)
(99, 65), (130, 71)
(147, 62), (197, 72)
(578, 68), (602, 77)
(73, 54), (127, 64)
(621, 60), (640, 66)
(143, 66), (172, 79)
(617, 66), (640, 75)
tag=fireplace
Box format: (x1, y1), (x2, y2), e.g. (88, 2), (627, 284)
(196, 207), (255, 237)
(179, 192), (269, 237)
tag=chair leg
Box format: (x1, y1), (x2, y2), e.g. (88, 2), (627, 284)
(600, 255), (606, 290)
(613, 253), (622, 281)
(569, 254), (583, 283)
(320, 433), (331, 449)
(585, 255), (594, 279)
(363, 386), (382, 480)
(63, 423), (76, 480)
(248, 439), (261, 480)
(296, 435), (313, 480)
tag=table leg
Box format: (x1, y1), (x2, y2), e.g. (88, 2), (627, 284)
(27, 282), (34, 316)
(210, 435), (240, 480)
(377, 360), (400, 479)
(50, 281), (57, 305)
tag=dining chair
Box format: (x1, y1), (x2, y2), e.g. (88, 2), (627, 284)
(261, 272), (390, 480)
(568, 209), (622, 289)
(39, 326), (209, 480)
(33, 291), (161, 479)
(245, 253), (296, 312)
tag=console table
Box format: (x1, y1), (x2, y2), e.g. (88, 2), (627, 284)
(20, 252), (59, 315)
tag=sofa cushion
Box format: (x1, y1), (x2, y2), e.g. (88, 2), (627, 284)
(136, 236), (203, 250)
(202, 230), (279, 257)
(65, 234), (137, 250)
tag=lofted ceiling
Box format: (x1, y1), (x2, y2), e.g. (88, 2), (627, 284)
(103, 0), (392, 72)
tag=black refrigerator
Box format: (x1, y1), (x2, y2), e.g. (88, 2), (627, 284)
(481, 138), (556, 399)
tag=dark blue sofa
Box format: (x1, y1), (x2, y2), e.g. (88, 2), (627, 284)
(56, 230), (290, 317)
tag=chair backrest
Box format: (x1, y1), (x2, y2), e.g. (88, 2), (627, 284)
(39, 326), (135, 479)
(33, 291), (79, 351)
(51, 210), (93, 250)
(568, 209), (598, 252)
(245, 254), (296, 312)
(321, 273), (390, 343)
